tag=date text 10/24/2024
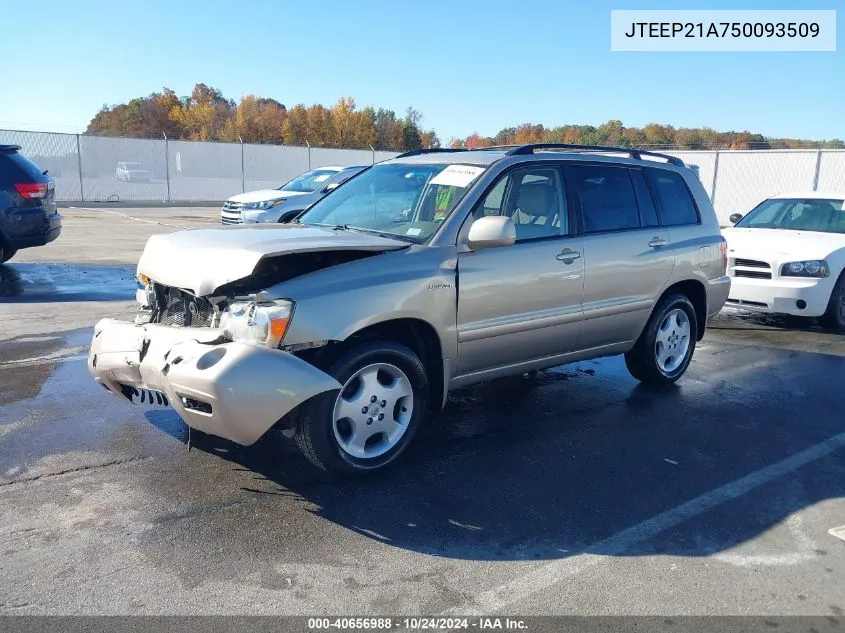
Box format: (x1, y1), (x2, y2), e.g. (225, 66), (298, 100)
(307, 618), (528, 630)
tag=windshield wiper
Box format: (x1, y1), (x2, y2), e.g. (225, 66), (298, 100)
(313, 223), (374, 234)
(310, 222), (413, 242)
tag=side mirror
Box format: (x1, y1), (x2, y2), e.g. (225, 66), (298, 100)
(323, 182), (340, 194)
(467, 216), (516, 251)
(729, 213), (744, 225)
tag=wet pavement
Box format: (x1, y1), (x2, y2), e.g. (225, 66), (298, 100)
(0, 263), (136, 303)
(0, 208), (844, 616)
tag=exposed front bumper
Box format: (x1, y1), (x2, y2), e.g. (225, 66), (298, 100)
(725, 275), (833, 317)
(88, 318), (341, 445)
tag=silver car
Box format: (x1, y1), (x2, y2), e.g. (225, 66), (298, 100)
(220, 166), (367, 225)
(89, 144), (730, 476)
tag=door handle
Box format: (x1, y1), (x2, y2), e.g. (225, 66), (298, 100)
(648, 237), (668, 248)
(556, 249), (581, 262)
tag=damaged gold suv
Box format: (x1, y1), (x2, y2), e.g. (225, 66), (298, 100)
(89, 144), (730, 476)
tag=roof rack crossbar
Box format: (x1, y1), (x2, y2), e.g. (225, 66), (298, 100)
(394, 148), (467, 159)
(504, 143), (685, 166)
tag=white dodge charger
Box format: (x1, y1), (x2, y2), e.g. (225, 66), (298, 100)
(722, 192), (845, 330)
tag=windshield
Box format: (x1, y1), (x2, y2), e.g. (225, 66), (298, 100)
(279, 168), (340, 193)
(736, 198), (845, 234)
(296, 162), (486, 243)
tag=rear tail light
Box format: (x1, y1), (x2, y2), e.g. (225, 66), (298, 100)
(719, 239), (728, 274)
(14, 183), (48, 199)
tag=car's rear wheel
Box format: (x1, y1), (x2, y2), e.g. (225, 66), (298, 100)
(625, 294), (698, 385)
(294, 340), (429, 476)
(819, 272), (845, 331)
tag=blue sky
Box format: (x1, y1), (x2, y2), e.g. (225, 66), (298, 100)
(0, 0), (841, 141)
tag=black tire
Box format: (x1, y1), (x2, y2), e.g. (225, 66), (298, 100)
(625, 293), (698, 385)
(0, 243), (15, 264)
(818, 272), (845, 331)
(294, 340), (429, 476)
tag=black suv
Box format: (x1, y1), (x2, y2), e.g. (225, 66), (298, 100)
(0, 145), (61, 263)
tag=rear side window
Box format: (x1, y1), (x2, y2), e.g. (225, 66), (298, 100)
(647, 169), (700, 226)
(629, 170), (660, 228)
(0, 150), (46, 185)
(569, 164), (640, 233)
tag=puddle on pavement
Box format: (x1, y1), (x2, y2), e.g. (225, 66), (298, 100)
(0, 263), (136, 302)
(0, 330), (93, 404)
(0, 328), (176, 482)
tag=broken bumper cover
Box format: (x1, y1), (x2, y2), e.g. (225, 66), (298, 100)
(88, 318), (341, 445)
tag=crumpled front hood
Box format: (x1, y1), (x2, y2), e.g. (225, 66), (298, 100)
(722, 227), (845, 261)
(227, 189), (309, 204)
(137, 224), (409, 296)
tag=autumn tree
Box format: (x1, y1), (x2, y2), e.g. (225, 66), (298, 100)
(463, 132), (487, 149)
(281, 105), (308, 146)
(372, 109), (406, 150)
(86, 88), (829, 152)
(168, 83), (234, 141)
(222, 95), (287, 143)
(87, 88), (183, 138)
(598, 120), (624, 145)
(511, 124), (545, 145)
(327, 97), (376, 148)
(353, 106), (378, 149)
(419, 130), (441, 149)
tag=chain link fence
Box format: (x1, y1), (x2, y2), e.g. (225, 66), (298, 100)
(0, 129), (400, 205)
(2, 129), (844, 225)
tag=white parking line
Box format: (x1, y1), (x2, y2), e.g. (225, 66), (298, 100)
(101, 209), (182, 228)
(445, 431), (845, 615)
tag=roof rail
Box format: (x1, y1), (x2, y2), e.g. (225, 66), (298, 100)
(504, 143), (685, 166)
(0, 144), (22, 153)
(469, 145), (520, 151)
(394, 148), (467, 159)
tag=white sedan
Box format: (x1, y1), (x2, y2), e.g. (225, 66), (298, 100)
(722, 192), (845, 330)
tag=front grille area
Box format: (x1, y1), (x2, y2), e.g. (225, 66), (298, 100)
(734, 258), (770, 269)
(731, 257), (772, 280)
(726, 298), (769, 308)
(151, 284), (216, 327)
(733, 270), (772, 279)
(221, 201), (243, 225)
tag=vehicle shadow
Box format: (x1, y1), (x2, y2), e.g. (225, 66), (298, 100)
(0, 262), (136, 303)
(710, 310), (845, 336)
(145, 345), (845, 562)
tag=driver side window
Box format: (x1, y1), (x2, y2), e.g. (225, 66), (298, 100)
(475, 167), (568, 241)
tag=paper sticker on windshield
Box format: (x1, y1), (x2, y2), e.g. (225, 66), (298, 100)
(430, 164), (485, 188)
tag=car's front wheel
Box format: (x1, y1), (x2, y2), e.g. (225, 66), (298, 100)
(625, 293), (698, 385)
(819, 272), (845, 331)
(294, 340), (429, 476)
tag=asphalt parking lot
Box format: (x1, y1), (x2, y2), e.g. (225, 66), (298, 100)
(1, 207), (844, 616)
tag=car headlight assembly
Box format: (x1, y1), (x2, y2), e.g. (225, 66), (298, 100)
(780, 260), (830, 278)
(244, 199), (285, 211)
(135, 273), (153, 306)
(219, 299), (294, 348)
